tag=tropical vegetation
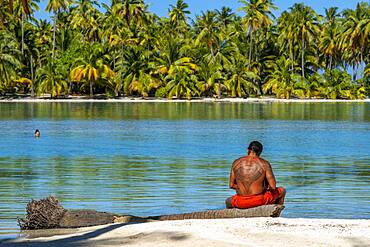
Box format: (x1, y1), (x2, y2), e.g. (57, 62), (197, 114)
(0, 0), (369, 99)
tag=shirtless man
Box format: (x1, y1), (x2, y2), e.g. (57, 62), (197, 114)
(226, 141), (286, 209)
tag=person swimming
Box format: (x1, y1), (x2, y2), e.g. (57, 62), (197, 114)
(34, 129), (40, 138)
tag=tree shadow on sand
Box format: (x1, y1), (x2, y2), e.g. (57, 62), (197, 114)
(0, 223), (190, 247)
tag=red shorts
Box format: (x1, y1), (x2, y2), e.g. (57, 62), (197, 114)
(231, 187), (285, 209)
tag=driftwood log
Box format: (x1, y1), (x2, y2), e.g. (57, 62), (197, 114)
(18, 196), (285, 230)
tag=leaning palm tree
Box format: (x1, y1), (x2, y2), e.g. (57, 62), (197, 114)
(46, 0), (70, 59)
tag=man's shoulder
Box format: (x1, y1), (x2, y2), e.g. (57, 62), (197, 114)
(232, 156), (247, 166)
(233, 156), (247, 162)
(258, 157), (271, 167)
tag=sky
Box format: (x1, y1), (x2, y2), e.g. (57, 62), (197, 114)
(34, 0), (363, 20)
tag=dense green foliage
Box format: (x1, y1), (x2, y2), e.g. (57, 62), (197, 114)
(0, 0), (369, 99)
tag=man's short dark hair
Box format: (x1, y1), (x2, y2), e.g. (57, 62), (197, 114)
(248, 141), (263, 156)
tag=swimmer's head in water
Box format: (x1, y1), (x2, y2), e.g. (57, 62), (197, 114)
(34, 129), (40, 138)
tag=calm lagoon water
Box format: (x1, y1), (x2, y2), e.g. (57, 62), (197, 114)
(0, 102), (369, 238)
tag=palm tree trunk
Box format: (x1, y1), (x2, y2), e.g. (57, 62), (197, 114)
(209, 43), (220, 99)
(89, 81), (93, 98)
(68, 81), (72, 96)
(113, 48), (116, 70)
(301, 35), (305, 78)
(30, 55), (35, 98)
(329, 55), (332, 70)
(360, 46), (364, 79)
(116, 44), (124, 97)
(289, 42), (294, 72)
(217, 82), (221, 98)
(352, 63), (356, 81)
(248, 29), (253, 70)
(21, 11), (24, 58)
(150, 205), (284, 221)
(19, 196), (284, 230)
(52, 10), (57, 59)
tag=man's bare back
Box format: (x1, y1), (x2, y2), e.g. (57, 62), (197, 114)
(230, 155), (276, 195)
(226, 141), (286, 209)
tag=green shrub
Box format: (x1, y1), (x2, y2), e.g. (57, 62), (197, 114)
(155, 86), (168, 98)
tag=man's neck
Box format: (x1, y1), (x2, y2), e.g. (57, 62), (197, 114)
(247, 152), (259, 158)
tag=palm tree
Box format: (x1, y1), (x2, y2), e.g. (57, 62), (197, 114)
(0, 30), (21, 93)
(102, 2), (129, 96)
(33, 19), (52, 67)
(320, 7), (340, 70)
(340, 3), (370, 80)
(23, 21), (39, 97)
(238, 0), (276, 69)
(165, 65), (198, 99)
(116, 44), (160, 96)
(36, 61), (68, 98)
(226, 53), (259, 97)
(70, 43), (114, 97)
(196, 61), (223, 97)
(70, 0), (100, 43)
(115, 0), (146, 28)
(8, 0), (32, 15)
(169, 0), (190, 28)
(216, 7), (235, 29)
(195, 10), (225, 98)
(46, 0), (70, 59)
(11, 0), (39, 58)
(322, 69), (352, 99)
(289, 3), (320, 78)
(263, 56), (296, 99)
(277, 11), (297, 72)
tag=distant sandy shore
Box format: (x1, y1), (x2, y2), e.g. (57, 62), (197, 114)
(0, 97), (369, 103)
(3, 218), (370, 247)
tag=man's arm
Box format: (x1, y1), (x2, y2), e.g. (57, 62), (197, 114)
(265, 161), (276, 190)
(229, 163), (238, 190)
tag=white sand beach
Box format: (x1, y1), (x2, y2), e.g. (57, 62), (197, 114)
(3, 218), (370, 247)
(1, 97), (369, 103)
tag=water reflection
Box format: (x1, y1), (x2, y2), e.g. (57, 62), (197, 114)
(0, 102), (369, 121)
(0, 102), (369, 238)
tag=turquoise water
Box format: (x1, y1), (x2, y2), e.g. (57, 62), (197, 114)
(0, 102), (369, 238)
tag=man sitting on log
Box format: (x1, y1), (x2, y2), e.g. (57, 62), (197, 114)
(226, 141), (286, 209)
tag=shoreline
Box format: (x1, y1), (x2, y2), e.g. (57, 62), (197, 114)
(0, 97), (369, 103)
(2, 217), (370, 247)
